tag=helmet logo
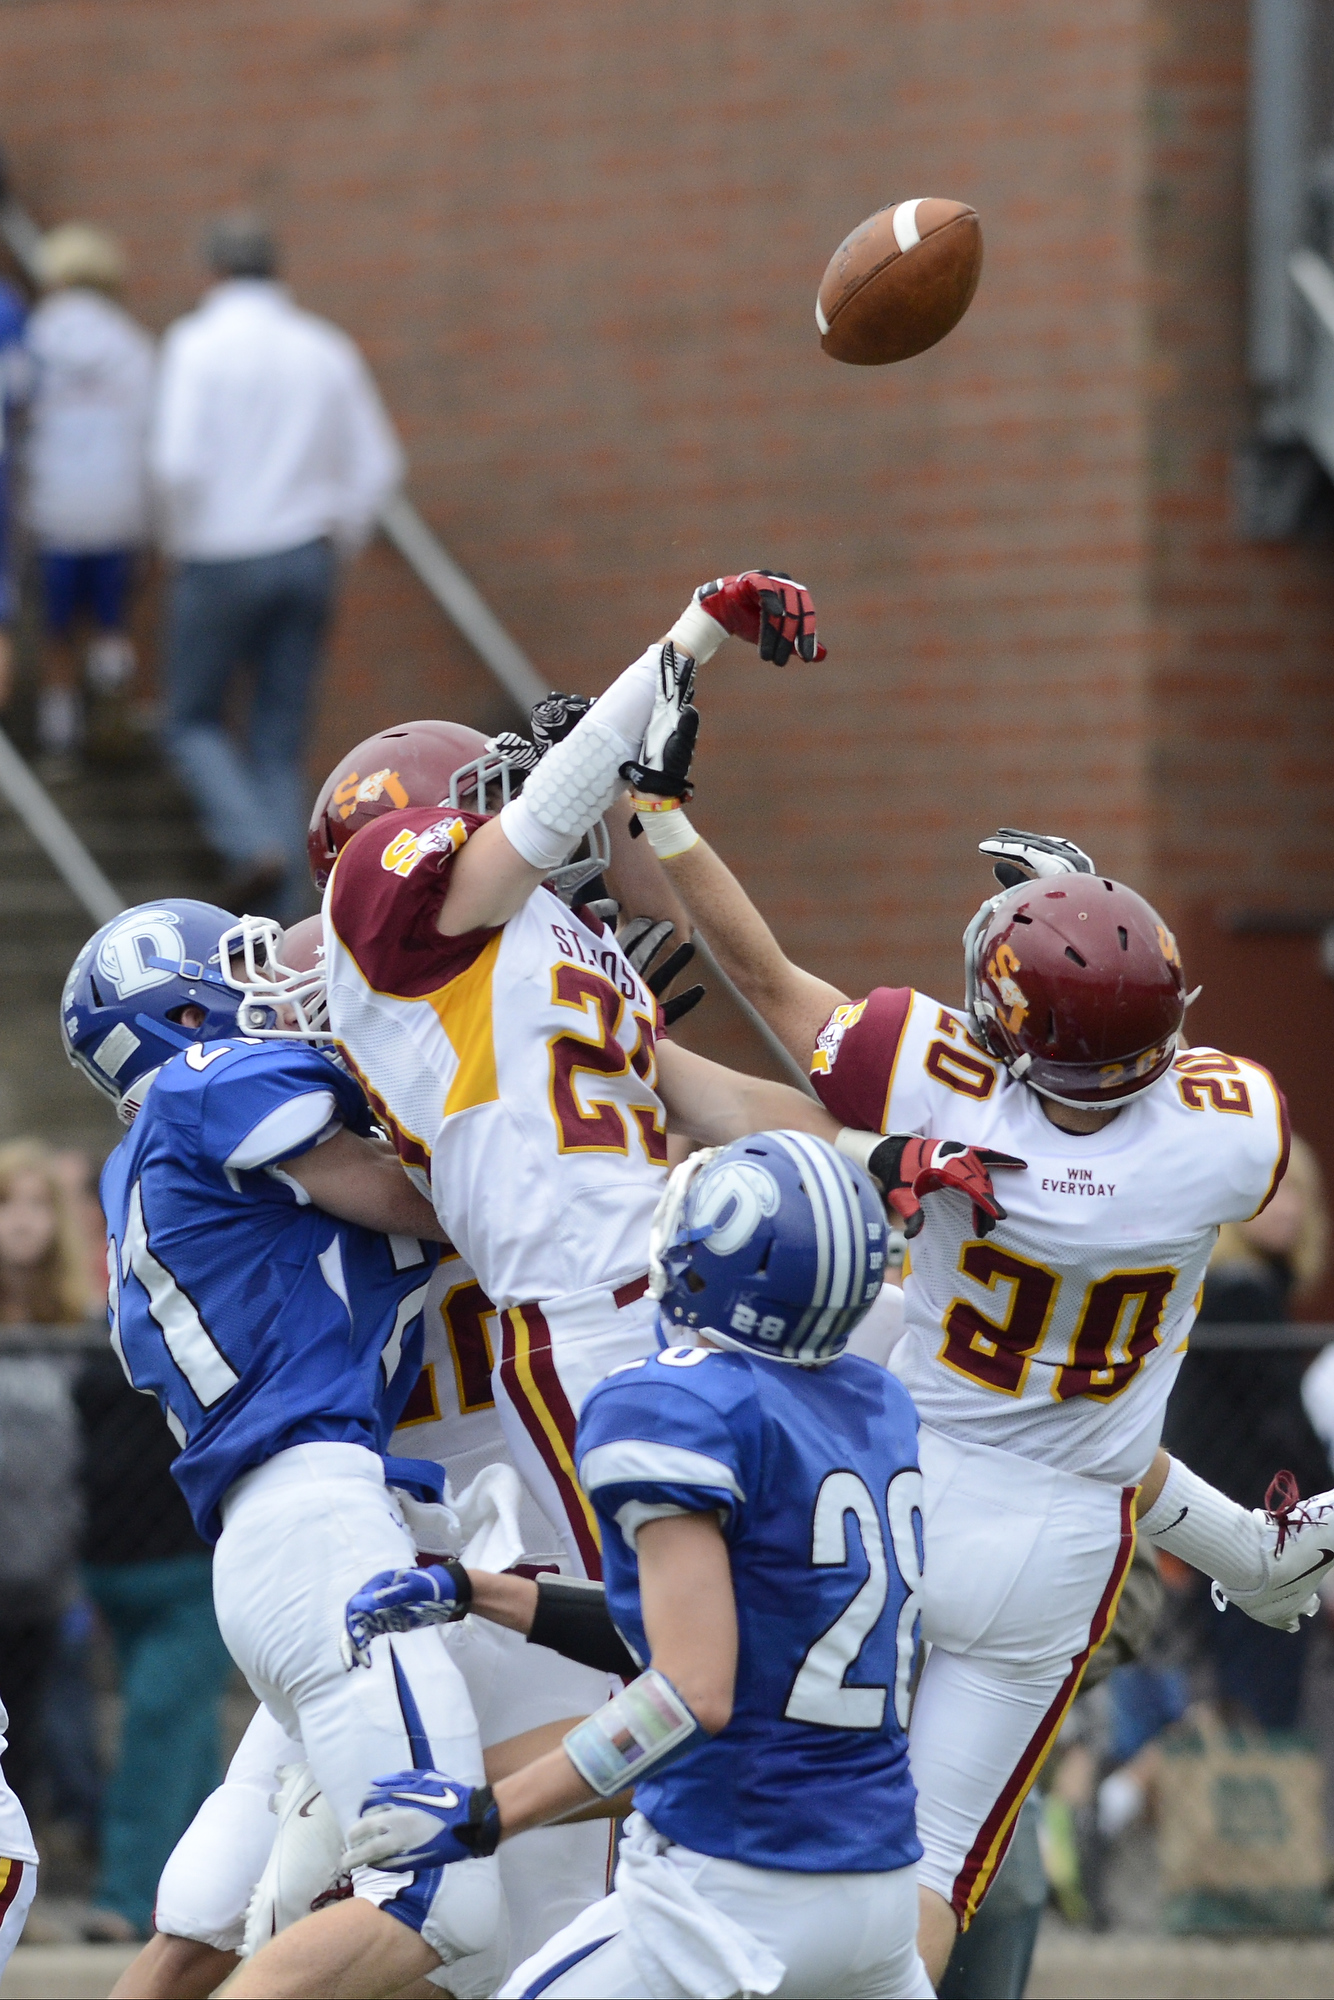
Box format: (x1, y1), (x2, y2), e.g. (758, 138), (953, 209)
(987, 940), (1028, 1035)
(692, 1161), (781, 1256)
(96, 911), (185, 998)
(380, 818), (468, 880)
(1156, 923), (1180, 968)
(810, 998), (867, 1077)
(333, 768), (409, 821)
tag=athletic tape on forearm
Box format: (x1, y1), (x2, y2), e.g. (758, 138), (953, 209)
(666, 597), (727, 665)
(500, 648), (660, 868)
(562, 1668), (704, 1797)
(1138, 1456), (1266, 1592)
(835, 1128), (883, 1174)
(529, 1575), (641, 1679)
(835, 1128), (906, 1187)
(631, 800), (699, 860)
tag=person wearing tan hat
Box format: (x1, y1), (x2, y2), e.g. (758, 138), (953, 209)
(23, 223), (154, 760)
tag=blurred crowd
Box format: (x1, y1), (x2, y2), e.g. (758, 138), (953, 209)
(0, 1140), (234, 1941)
(0, 211), (401, 919)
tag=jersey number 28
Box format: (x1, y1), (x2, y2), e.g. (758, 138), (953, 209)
(785, 1467), (924, 1732)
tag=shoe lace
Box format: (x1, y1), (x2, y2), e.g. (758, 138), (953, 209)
(1266, 1469), (1310, 1554)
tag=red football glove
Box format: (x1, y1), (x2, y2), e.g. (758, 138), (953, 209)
(697, 571), (827, 665)
(866, 1135), (1027, 1239)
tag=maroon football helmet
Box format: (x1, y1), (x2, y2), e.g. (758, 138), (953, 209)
(308, 720), (520, 889)
(964, 876), (1187, 1107)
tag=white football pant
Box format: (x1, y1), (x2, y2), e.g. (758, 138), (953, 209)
(211, 1442), (500, 1975)
(157, 1576), (614, 1978)
(911, 1424), (1136, 1926)
(503, 1816), (932, 1999)
(493, 1288), (659, 1578)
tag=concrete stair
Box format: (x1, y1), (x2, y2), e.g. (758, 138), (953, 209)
(0, 750), (221, 1157)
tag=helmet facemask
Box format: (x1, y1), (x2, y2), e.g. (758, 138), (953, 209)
(219, 917), (333, 1044)
(447, 736), (611, 906)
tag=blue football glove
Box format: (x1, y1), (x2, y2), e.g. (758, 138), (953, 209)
(342, 1770), (501, 1872)
(341, 1560), (472, 1671)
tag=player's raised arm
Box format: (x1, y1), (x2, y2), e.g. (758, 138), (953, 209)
(644, 825), (848, 1068)
(653, 1039), (841, 1149)
(438, 570), (823, 936)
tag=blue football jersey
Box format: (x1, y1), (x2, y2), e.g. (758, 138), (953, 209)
(576, 1344), (923, 1874)
(100, 1040), (441, 1541)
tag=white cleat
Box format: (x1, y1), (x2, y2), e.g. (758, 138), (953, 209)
(1212, 1474), (1334, 1632)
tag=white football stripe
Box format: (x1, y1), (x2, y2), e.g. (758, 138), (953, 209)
(815, 296), (830, 335)
(776, 1132), (831, 1335)
(798, 1130), (862, 1312)
(580, 1439), (745, 1501)
(125, 1181), (240, 1408)
(381, 1281), (430, 1385)
(892, 198), (924, 254)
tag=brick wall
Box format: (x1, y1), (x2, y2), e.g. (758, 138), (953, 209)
(1143, 1), (1334, 1313)
(1, 0), (1331, 1292)
(0, 0), (1155, 1011)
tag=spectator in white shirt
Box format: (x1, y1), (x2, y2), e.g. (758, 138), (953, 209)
(24, 225), (155, 761)
(150, 215), (403, 914)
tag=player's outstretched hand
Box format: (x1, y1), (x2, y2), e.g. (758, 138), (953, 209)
(979, 829), (1096, 890)
(341, 1561), (472, 1671)
(618, 915), (706, 1028)
(698, 571), (825, 665)
(343, 1771), (501, 1872)
(866, 1135), (1026, 1239)
(1210, 1473), (1334, 1632)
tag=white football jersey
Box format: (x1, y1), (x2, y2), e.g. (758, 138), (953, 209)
(811, 988), (1289, 1484)
(388, 1250), (561, 1556)
(324, 807), (668, 1309)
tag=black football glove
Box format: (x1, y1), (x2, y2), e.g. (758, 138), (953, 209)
(618, 914), (706, 1028)
(530, 692), (595, 753)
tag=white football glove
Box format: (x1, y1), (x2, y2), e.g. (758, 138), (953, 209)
(978, 828), (1096, 890)
(620, 642), (699, 802)
(1211, 1478), (1334, 1632)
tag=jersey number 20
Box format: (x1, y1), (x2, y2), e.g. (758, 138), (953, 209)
(785, 1467), (924, 1732)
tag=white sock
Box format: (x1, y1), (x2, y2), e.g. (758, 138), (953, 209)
(86, 633), (135, 693)
(1139, 1456), (1266, 1591)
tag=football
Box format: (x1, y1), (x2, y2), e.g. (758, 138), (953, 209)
(816, 197), (983, 365)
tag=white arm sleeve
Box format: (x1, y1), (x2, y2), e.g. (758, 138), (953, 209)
(225, 1090), (341, 1174)
(499, 644), (660, 869)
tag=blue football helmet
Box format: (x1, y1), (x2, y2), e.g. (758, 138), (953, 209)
(61, 899), (243, 1120)
(649, 1130), (887, 1367)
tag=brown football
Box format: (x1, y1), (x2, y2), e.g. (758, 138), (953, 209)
(816, 198), (983, 365)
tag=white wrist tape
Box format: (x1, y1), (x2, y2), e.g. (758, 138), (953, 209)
(1138, 1457), (1266, 1593)
(632, 800), (699, 860)
(666, 596), (727, 665)
(834, 1127), (883, 1175)
(563, 1668), (704, 1797)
